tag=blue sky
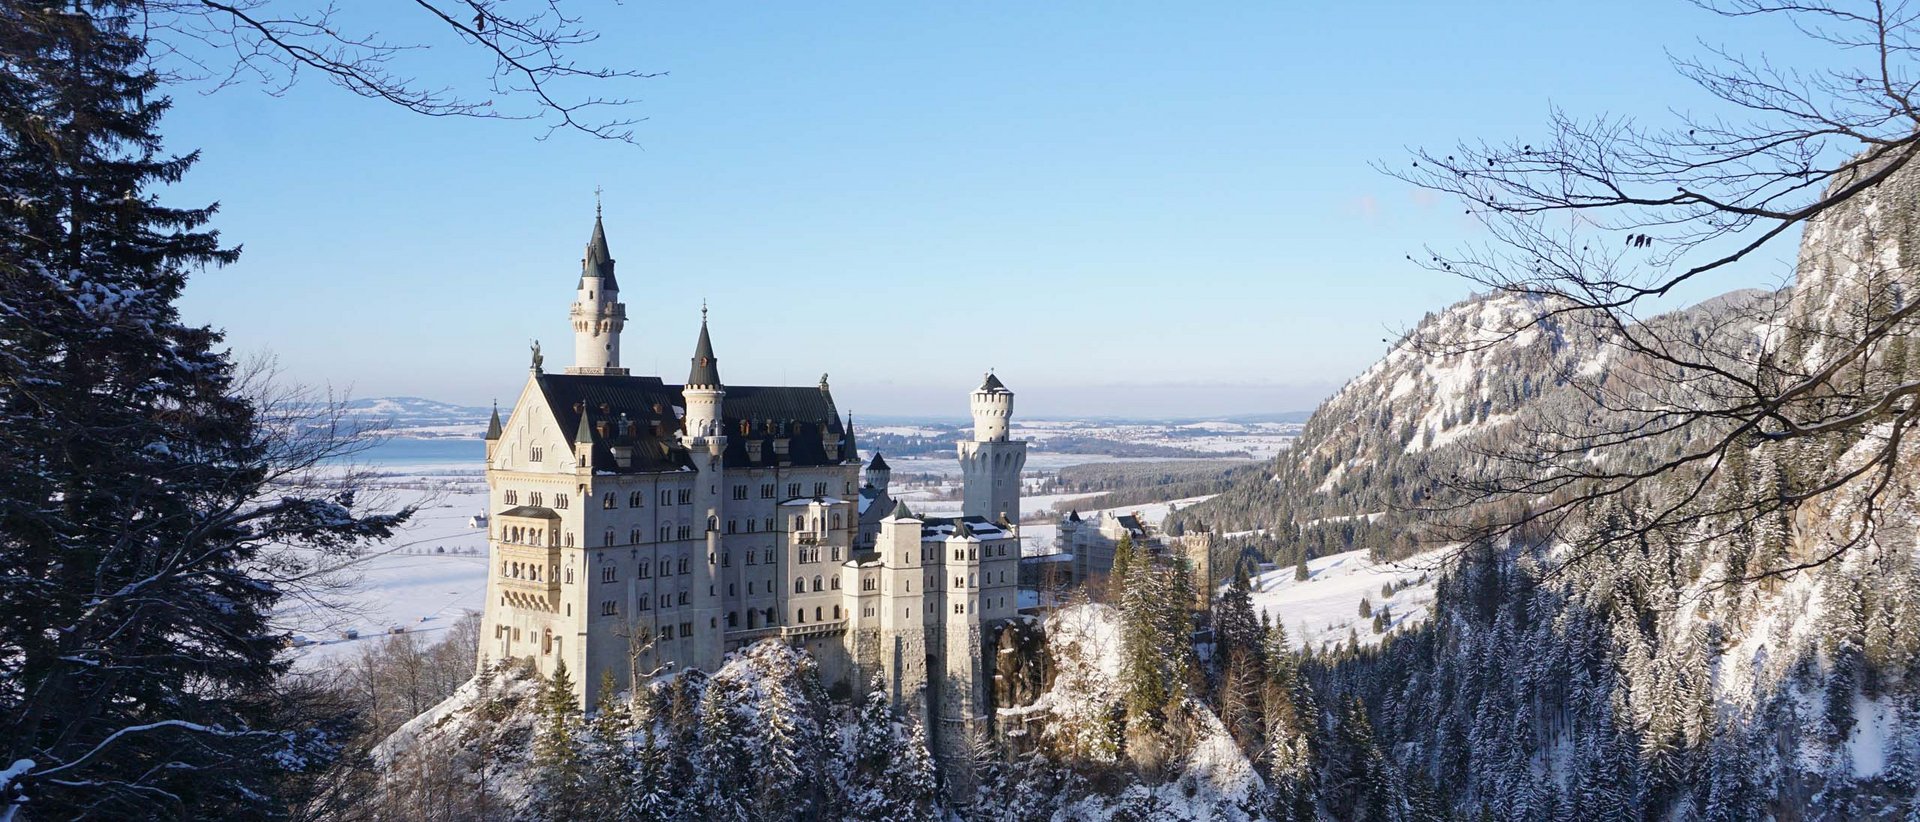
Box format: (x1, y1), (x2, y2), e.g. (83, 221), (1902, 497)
(167, 1), (1817, 417)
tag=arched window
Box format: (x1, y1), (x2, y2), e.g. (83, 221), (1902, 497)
(833, 605), (841, 619)
(765, 607), (775, 624)
(554, 493), (568, 509)
(812, 575), (823, 592)
(603, 493), (616, 509)
(707, 515), (718, 532)
(727, 611), (738, 627)
(831, 513), (841, 529)
(794, 578), (805, 594)
(630, 528), (642, 544)
(659, 525), (671, 542)
(796, 609), (805, 624)
(794, 515), (805, 531)
(603, 529), (615, 547)
(629, 491), (644, 507)
(814, 606), (822, 621)
(831, 576), (841, 590)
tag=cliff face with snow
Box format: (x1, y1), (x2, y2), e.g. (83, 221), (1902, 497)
(1171, 290), (1628, 556)
(1275, 157), (1920, 819)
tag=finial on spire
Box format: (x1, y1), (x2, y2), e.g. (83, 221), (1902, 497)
(594, 185), (603, 218)
(701, 299), (708, 324)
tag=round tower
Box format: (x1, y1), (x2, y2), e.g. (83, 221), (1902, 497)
(970, 372), (1013, 442)
(567, 205), (629, 376)
(683, 308), (725, 440)
(957, 372), (1028, 523)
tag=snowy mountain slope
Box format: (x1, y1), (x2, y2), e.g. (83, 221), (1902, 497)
(1248, 546), (1448, 654)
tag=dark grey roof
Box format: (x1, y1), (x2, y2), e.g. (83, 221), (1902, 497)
(919, 515), (1009, 541)
(868, 452), (889, 471)
(1068, 509), (1081, 523)
(484, 403), (502, 440)
(498, 505), (561, 520)
(687, 321), (721, 387)
(979, 371), (1008, 392)
(535, 373), (849, 472)
(581, 213), (617, 290)
(888, 499), (915, 520)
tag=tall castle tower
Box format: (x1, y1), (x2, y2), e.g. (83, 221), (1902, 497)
(567, 205), (628, 376)
(680, 312), (727, 673)
(957, 373), (1027, 523)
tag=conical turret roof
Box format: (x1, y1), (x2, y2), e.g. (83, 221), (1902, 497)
(687, 316), (721, 387)
(581, 210), (617, 290)
(868, 452), (889, 471)
(485, 402), (502, 440)
(575, 407), (595, 444)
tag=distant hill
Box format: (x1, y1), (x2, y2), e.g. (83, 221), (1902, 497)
(340, 397), (490, 437)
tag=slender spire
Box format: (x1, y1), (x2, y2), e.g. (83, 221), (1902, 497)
(485, 401), (503, 440)
(687, 311), (721, 387)
(575, 407), (595, 445)
(581, 204), (617, 290)
(841, 411), (859, 463)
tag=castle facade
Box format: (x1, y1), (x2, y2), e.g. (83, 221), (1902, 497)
(478, 212), (1026, 785)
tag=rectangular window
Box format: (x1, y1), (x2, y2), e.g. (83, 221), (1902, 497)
(677, 489), (692, 505)
(600, 600), (617, 616)
(661, 625), (674, 640)
(677, 525), (691, 540)
(659, 490), (672, 506)
(679, 621), (693, 637)
(813, 482), (827, 497)
(747, 519), (757, 533)
(600, 566), (616, 584)
(764, 517), (774, 532)
(677, 591), (689, 606)
(732, 485), (748, 501)
(787, 483), (801, 498)
(660, 560), (671, 577)
(638, 562), (652, 579)
(726, 519), (737, 534)
(761, 483), (775, 499)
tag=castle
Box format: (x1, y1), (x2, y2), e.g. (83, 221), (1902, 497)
(478, 210), (1026, 787)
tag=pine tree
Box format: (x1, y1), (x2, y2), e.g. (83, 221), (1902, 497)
(756, 677), (811, 821)
(1359, 596), (1374, 618)
(532, 661), (587, 820)
(0, 6), (408, 816)
(585, 670), (643, 821)
(1295, 554), (1311, 581)
(695, 678), (752, 822)
(887, 717), (940, 821)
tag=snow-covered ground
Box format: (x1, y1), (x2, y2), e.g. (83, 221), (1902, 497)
(278, 474), (492, 665)
(1247, 546), (1452, 653)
